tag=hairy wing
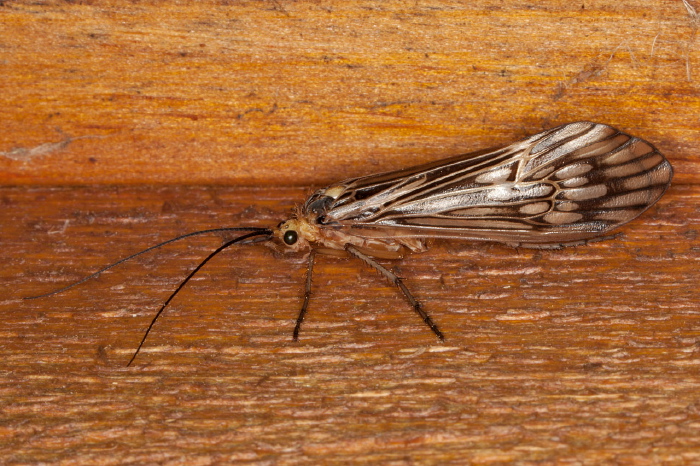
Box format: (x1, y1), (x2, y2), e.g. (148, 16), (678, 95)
(314, 122), (673, 245)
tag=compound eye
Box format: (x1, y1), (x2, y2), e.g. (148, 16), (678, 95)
(283, 230), (298, 246)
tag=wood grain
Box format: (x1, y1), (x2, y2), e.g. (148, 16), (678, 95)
(2, 0), (699, 463)
(1, 0), (699, 186)
(3, 185), (699, 463)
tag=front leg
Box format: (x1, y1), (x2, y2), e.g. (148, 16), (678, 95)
(293, 249), (317, 340)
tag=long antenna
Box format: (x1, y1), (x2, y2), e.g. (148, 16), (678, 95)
(127, 229), (273, 366)
(24, 227), (271, 299)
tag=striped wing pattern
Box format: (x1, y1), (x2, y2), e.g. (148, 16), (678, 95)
(310, 122), (673, 245)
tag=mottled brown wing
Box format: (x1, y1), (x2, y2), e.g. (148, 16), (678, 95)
(315, 122), (673, 246)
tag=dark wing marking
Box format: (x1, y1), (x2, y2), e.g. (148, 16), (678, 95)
(314, 122), (673, 244)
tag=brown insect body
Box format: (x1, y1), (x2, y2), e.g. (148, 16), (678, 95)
(276, 214), (421, 260)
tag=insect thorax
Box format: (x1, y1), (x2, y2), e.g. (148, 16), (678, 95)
(273, 187), (419, 258)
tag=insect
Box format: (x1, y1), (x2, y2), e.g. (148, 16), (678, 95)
(27, 121), (673, 365)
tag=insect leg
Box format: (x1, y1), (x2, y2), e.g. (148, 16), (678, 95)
(293, 249), (317, 340)
(344, 244), (445, 341)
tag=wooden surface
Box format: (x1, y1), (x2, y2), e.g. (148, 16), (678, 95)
(2, 0), (700, 463)
(2, 0), (699, 186)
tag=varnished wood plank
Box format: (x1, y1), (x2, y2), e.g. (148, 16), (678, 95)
(0, 0), (698, 185)
(2, 0), (699, 462)
(2, 184), (698, 463)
